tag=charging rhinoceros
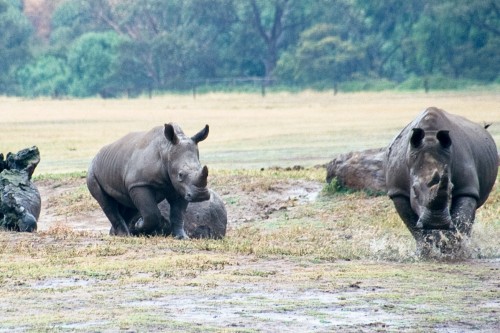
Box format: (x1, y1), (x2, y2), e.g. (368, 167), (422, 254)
(384, 107), (498, 254)
(87, 123), (210, 238)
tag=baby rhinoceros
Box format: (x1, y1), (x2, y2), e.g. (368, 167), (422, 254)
(384, 107), (498, 253)
(87, 123), (211, 238)
(127, 189), (227, 239)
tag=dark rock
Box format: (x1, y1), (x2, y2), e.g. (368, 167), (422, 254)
(0, 146), (41, 232)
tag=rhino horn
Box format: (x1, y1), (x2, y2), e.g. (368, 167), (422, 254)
(428, 168), (451, 210)
(196, 165), (209, 188)
(427, 170), (441, 187)
(438, 168), (449, 191)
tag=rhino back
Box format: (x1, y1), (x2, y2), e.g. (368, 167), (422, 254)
(90, 127), (171, 206)
(447, 113), (498, 206)
(385, 120), (415, 198)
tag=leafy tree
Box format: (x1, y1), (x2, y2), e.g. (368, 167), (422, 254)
(235, 0), (308, 80)
(67, 31), (127, 97)
(50, 1), (101, 53)
(355, 0), (425, 80)
(0, 0), (33, 94)
(287, 23), (366, 93)
(17, 55), (70, 97)
(87, 0), (238, 92)
(407, 0), (500, 85)
(2, 0), (499, 97)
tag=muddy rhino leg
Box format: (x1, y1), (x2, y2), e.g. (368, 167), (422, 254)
(129, 187), (164, 235)
(450, 196), (477, 237)
(87, 173), (130, 236)
(169, 199), (189, 239)
(421, 197), (478, 258)
(391, 196), (423, 243)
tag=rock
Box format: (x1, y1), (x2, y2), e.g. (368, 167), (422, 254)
(0, 146), (41, 232)
(326, 147), (386, 193)
(127, 189), (227, 239)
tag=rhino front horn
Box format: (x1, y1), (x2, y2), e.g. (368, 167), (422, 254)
(438, 170), (449, 191)
(197, 166), (208, 187)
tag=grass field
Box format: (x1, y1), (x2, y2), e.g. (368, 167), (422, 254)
(0, 91), (499, 332)
(1, 90), (499, 173)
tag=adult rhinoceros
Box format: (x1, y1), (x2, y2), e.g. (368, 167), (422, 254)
(384, 107), (498, 253)
(87, 123), (210, 238)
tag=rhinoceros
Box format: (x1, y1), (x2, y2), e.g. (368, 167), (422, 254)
(384, 107), (498, 252)
(87, 123), (210, 238)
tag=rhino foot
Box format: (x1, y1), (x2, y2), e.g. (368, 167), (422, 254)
(416, 230), (474, 260)
(172, 228), (189, 240)
(109, 226), (131, 236)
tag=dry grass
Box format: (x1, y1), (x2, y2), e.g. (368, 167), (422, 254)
(1, 91), (499, 173)
(33, 168), (500, 261)
(46, 184), (99, 216)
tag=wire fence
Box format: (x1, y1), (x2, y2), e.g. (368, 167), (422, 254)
(187, 77), (278, 97)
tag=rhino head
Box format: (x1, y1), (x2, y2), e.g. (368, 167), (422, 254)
(408, 128), (454, 230)
(164, 123), (210, 203)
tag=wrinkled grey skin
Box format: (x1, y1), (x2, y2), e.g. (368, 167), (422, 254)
(87, 123), (211, 238)
(183, 189), (227, 239)
(128, 189), (227, 239)
(385, 107), (498, 254)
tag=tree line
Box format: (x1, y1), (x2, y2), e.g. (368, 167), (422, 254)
(1, 0), (499, 98)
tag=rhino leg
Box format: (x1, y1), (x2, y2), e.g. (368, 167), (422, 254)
(118, 206), (140, 235)
(416, 197), (478, 259)
(169, 199), (189, 239)
(450, 196), (477, 237)
(129, 187), (164, 235)
(87, 172), (130, 236)
(391, 196), (424, 243)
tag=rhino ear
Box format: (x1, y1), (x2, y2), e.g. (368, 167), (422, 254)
(192, 124), (209, 144)
(436, 130), (452, 149)
(410, 128), (425, 148)
(164, 123), (179, 145)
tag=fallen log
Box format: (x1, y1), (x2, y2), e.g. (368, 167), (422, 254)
(0, 146), (41, 232)
(326, 147), (386, 194)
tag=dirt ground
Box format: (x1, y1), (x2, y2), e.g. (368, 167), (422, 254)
(0, 173), (498, 332)
(36, 172), (324, 234)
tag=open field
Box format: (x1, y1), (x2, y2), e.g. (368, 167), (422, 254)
(0, 91), (499, 332)
(1, 90), (499, 173)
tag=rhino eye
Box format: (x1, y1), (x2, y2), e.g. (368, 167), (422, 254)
(178, 172), (184, 181)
